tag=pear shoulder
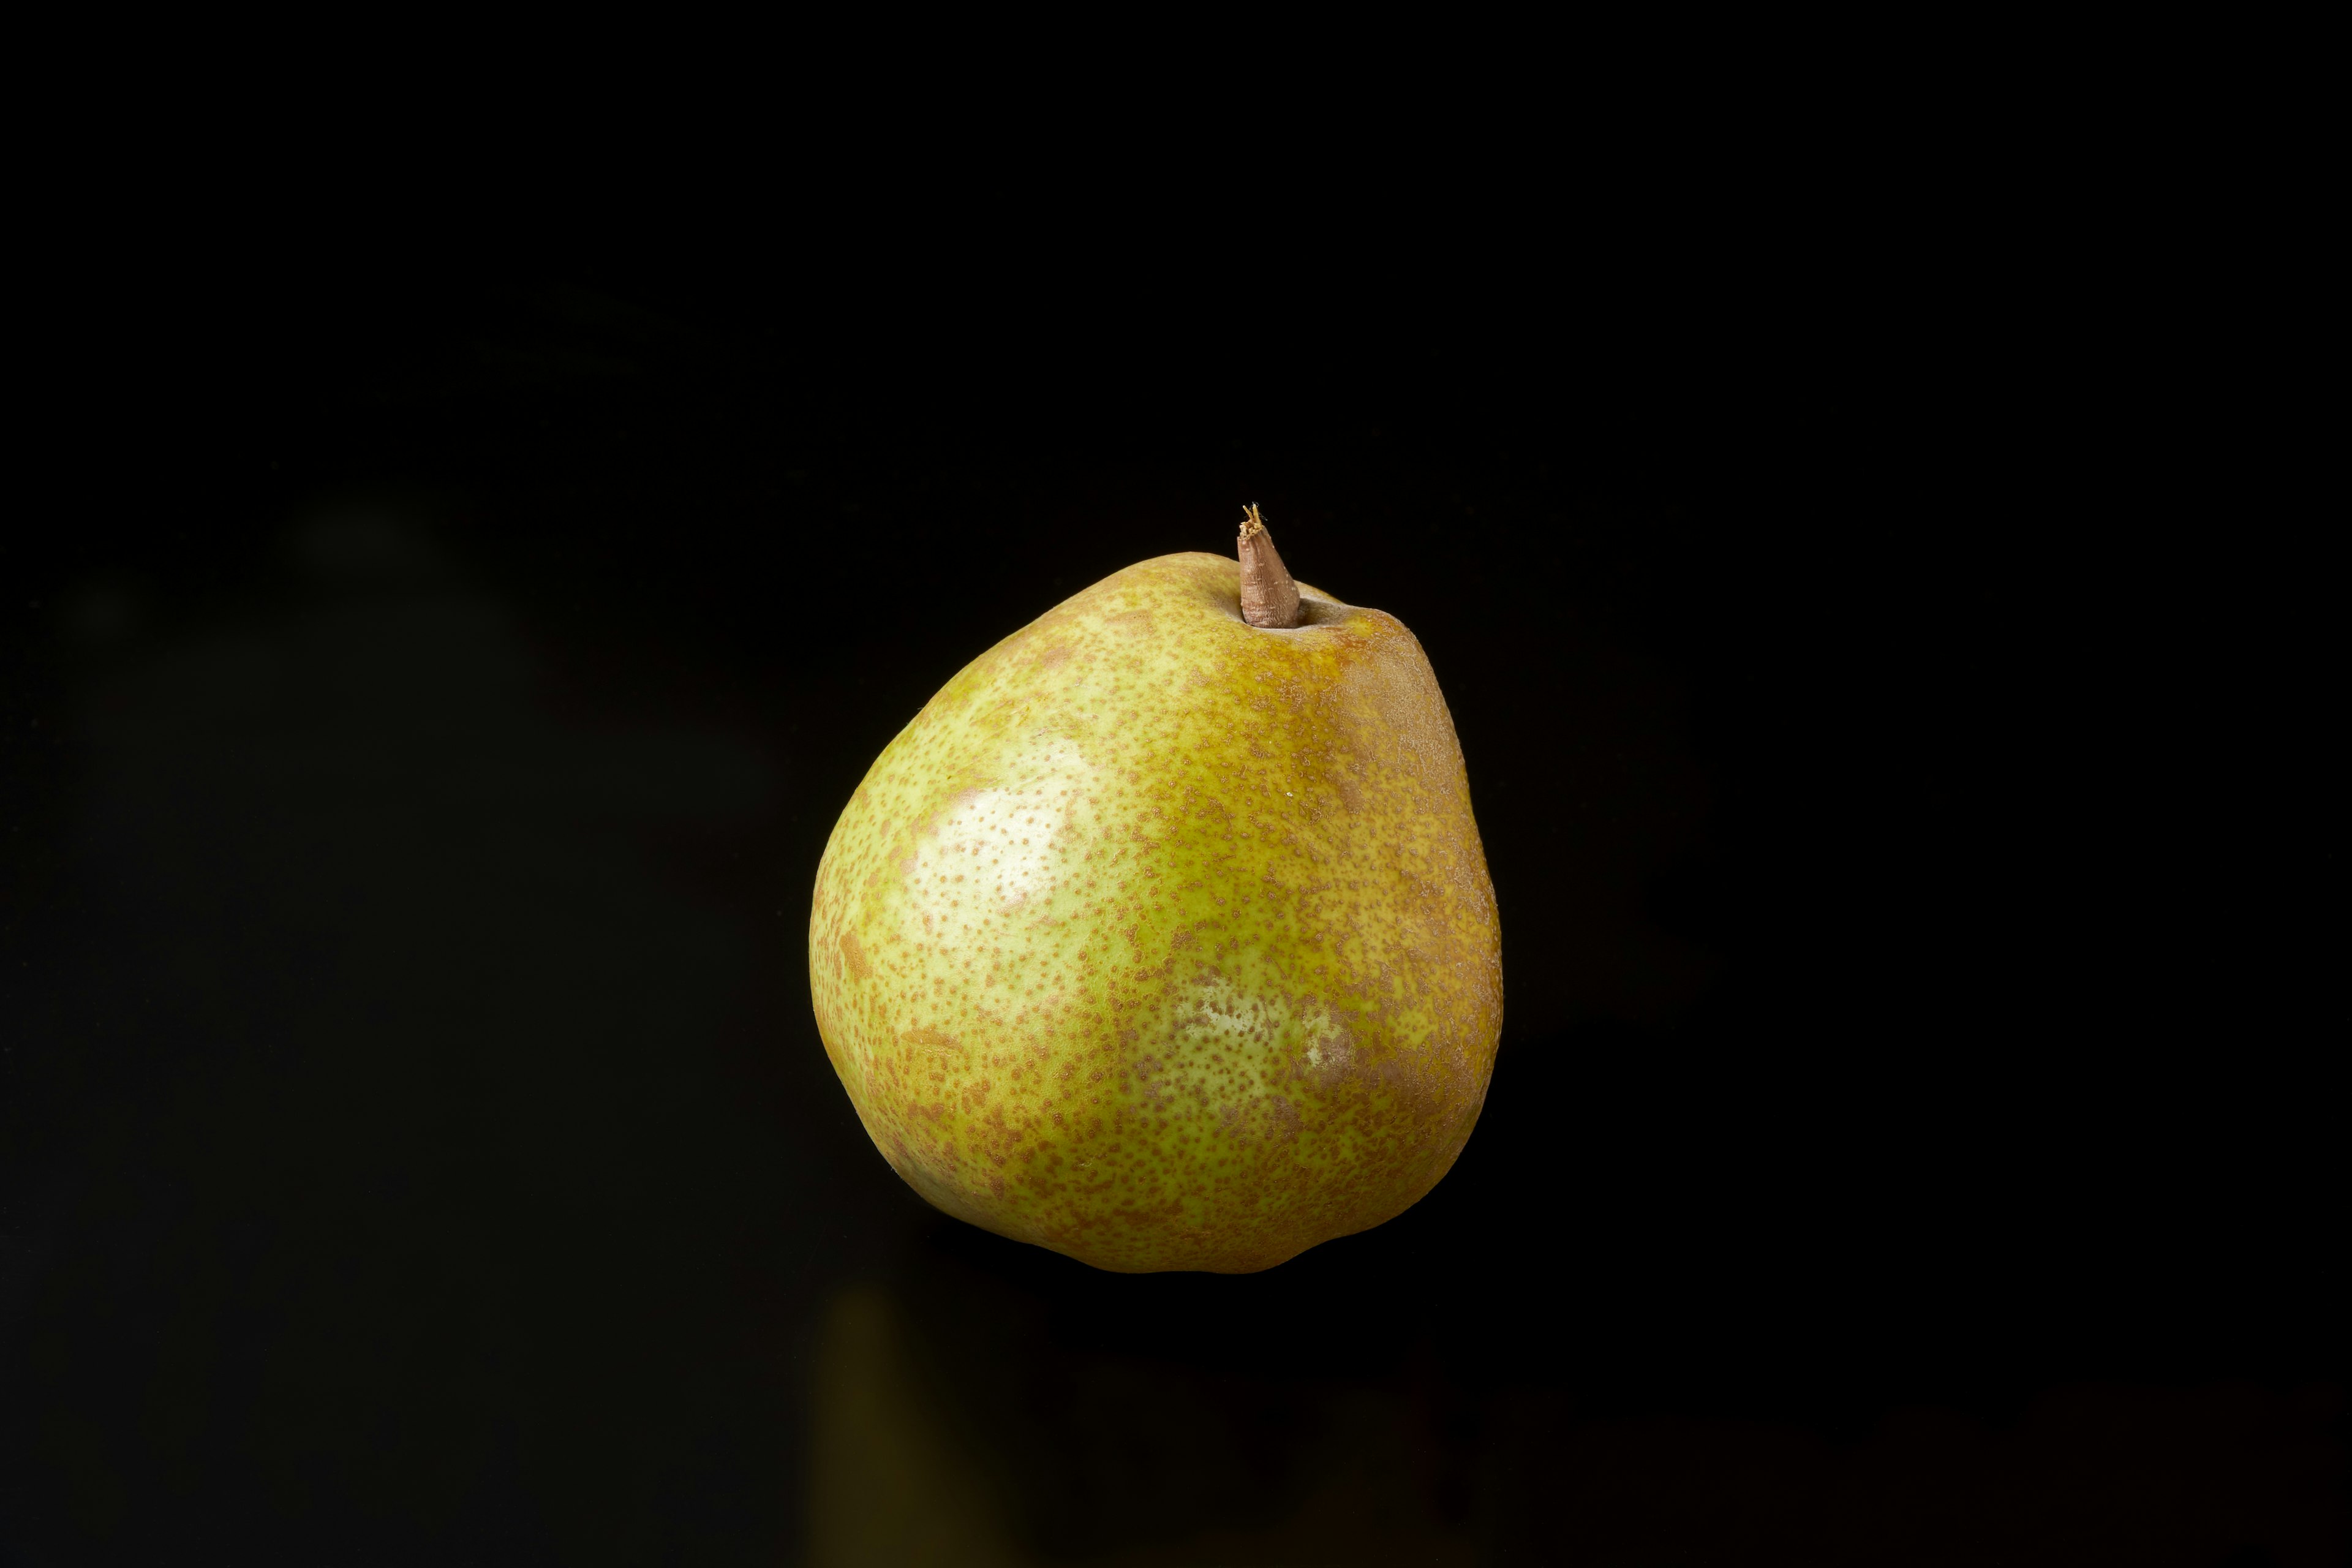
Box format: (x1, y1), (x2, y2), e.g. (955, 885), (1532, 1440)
(809, 551), (1502, 1273)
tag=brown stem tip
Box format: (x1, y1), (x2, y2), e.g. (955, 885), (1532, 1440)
(1237, 504), (1303, 628)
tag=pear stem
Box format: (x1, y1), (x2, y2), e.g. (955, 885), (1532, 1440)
(1237, 505), (1303, 628)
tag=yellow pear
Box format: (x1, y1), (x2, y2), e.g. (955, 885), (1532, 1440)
(808, 518), (1501, 1272)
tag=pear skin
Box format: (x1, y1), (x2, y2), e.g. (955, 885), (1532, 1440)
(809, 551), (1501, 1272)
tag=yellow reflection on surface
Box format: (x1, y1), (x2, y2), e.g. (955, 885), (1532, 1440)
(809, 1288), (1025, 1567)
(807, 1286), (1475, 1568)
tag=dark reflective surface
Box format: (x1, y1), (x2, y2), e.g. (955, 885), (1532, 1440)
(4, 265), (2339, 1564)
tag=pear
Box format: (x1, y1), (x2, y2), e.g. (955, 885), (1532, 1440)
(808, 516), (1501, 1273)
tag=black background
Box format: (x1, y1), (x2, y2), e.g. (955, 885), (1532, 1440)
(1, 165), (2340, 1565)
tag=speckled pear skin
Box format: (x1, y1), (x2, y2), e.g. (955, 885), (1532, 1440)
(808, 552), (1502, 1273)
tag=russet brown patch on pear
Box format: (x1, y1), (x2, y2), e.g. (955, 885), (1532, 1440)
(837, 930), (870, 983)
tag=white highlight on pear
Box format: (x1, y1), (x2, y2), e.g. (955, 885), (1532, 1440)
(1172, 976), (1354, 1078)
(906, 737), (1093, 950)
